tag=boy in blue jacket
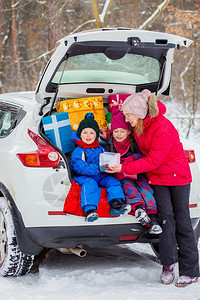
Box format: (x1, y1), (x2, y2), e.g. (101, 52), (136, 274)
(70, 112), (130, 222)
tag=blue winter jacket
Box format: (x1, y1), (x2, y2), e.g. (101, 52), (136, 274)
(71, 131), (105, 176)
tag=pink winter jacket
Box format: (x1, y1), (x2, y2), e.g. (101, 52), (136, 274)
(121, 101), (192, 186)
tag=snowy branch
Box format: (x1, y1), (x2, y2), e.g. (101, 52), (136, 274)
(70, 19), (96, 34)
(99, 0), (113, 23)
(11, 1), (19, 8)
(71, 0), (113, 33)
(180, 55), (194, 97)
(41, 0), (69, 20)
(138, 0), (170, 30)
(35, 0), (46, 3)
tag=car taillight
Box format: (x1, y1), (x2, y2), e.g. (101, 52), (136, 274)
(17, 129), (60, 167)
(184, 150), (196, 163)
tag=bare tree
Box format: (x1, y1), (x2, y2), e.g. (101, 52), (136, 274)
(71, 0), (113, 33)
(91, 0), (113, 28)
(91, 0), (103, 27)
(11, 0), (18, 61)
(46, 0), (64, 50)
(0, 0), (199, 105)
(10, 0), (24, 90)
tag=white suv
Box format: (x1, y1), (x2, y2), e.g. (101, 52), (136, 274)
(0, 28), (199, 276)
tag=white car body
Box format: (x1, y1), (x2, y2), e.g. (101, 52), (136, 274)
(0, 28), (199, 276)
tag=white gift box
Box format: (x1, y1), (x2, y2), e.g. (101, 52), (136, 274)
(99, 152), (120, 167)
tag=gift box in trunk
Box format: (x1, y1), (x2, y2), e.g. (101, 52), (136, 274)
(55, 96), (108, 131)
(108, 94), (131, 112)
(42, 112), (75, 153)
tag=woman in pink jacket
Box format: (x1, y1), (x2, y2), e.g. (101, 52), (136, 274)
(105, 89), (199, 287)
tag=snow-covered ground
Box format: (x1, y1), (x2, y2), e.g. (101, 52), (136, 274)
(0, 101), (199, 300)
(165, 99), (200, 166)
(0, 242), (199, 300)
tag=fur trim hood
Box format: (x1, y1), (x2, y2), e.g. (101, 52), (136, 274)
(143, 100), (166, 127)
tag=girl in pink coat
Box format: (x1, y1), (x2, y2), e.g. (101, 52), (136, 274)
(101, 110), (162, 234)
(105, 89), (199, 287)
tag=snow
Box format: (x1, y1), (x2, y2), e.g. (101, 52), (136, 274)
(0, 101), (199, 299)
(11, 1), (19, 8)
(99, 0), (113, 23)
(165, 99), (200, 145)
(0, 243), (199, 300)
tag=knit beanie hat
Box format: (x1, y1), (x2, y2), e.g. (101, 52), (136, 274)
(121, 89), (151, 119)
(111, 110), (129, 132)
(77, 112), (99, 138)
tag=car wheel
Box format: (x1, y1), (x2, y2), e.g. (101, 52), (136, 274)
(0, 197), (34, 276)
(150, 218), (200, 259)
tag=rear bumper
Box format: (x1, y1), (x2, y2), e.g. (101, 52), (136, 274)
(25, 223), (159, 252)
(0, 182), (159, 255)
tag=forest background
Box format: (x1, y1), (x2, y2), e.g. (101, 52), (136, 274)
(0, 0), (199, 141)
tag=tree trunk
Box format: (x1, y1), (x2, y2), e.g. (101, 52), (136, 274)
(91, 0), (103, 28)
(11, 0), (19, 61)
(47, 0), (62, 50)
(11, 0), (22, 90)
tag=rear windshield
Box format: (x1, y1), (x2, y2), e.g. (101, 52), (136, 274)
(51, 53), (160, 86)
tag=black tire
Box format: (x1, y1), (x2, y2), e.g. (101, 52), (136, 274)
(150, 218), (200, 259)
(0, 197), (34, 276)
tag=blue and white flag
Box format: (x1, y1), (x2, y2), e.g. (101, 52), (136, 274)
(42, 112), (75, 153)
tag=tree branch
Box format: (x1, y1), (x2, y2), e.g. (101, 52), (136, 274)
(99, 0), (113, 23)
(70, 19), (96, 34)
(138, 0), (170, 30)
(91, 0), (113, 28)
(180, 54), (194, 97)
(91, 0), (102, 28)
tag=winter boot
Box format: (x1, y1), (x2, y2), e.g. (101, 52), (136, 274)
(109, 199), (131, 216)
(160, 264), (175, 285)
(135, 205), (150, 226)
(85, 210), (98, 222)
(175, 276), (198, 287)
(148, 214), (162, 235)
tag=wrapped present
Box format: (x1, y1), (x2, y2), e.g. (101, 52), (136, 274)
(105, 112), (112, 130)
(108, 94), (131, 112)
(55, 96), (108, 131)
(99, 152), (120, 168)
(42, 112), (75, 153)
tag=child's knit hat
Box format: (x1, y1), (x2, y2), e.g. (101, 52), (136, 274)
(111, 110), (129, 132)
(77, 112), (99, 138)
(121, 89), (151, 119)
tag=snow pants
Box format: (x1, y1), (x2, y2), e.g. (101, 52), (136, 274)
(121, 177), (157, 215)
(151, 184), (199, 277)
(74, 173), (125, 213)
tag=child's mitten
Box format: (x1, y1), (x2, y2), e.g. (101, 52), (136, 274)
(100, 164), (109, 172)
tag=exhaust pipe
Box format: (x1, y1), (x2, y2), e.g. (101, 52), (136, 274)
(57, 246), (87, 257)
(69, 247), (87, 257)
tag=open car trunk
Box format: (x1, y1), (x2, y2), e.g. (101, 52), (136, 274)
(37, 28), (193, 220)
(35, 28), (193, 108)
